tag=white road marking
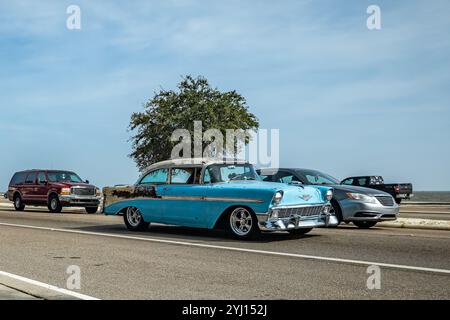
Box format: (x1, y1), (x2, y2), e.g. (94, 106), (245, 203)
(1, 222), (450, 276)
(0, 270), (99, 300)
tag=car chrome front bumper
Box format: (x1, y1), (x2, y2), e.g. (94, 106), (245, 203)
(256, 205), (338, 231)
(59, 194), (102, 207)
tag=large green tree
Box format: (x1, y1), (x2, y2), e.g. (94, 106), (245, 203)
(129, 75), (259, 171)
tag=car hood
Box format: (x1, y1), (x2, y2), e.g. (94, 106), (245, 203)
(328, 184), (390, 196)
(219, 180), (329, 205)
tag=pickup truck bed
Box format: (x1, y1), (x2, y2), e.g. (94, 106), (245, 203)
(341, 176), (413, 204)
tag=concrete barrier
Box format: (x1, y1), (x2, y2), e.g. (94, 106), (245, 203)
(379, 218), (450, 231)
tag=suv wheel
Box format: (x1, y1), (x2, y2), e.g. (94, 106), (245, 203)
(13, 194), (25, 211)
(85, 207), (98, 214)
(48, 194), (62, 213)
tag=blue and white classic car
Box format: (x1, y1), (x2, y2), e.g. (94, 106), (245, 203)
(103, 158), (338, 239)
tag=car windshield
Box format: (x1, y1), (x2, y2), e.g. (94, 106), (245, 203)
(295, 169), (340, 185)
(204, 164), (260, 183)
(48, 171), (83, 183)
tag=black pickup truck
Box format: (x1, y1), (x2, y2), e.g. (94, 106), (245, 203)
(341, 176), (413, 204)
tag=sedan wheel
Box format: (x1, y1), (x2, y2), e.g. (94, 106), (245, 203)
(124, 207), (150, 231)
(353, 221), (377, 229)
(330, 200), (342, 226)
(228, 207), (259, 239)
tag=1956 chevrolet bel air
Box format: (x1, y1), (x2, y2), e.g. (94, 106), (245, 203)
(103, 158), (338, 239)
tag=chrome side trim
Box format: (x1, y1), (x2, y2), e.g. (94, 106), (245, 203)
(161, 196), (264, 203)
(104, 195), (265, 209)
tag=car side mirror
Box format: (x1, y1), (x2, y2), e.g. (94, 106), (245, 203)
(85, 180), (90, 184)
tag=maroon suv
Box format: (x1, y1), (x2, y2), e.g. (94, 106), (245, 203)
(7, 170), (101, 214)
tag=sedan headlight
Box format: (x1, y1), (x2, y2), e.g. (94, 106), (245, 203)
(346, 192), (377, 204)
(61, 188), (71, 195)
(326, 189), (333, 201)
(272, 191), (284, 205)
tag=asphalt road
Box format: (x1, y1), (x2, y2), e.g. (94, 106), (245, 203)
(0, 206), (449, 300)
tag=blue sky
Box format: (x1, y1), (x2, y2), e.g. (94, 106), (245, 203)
(0, 0), (449, 190)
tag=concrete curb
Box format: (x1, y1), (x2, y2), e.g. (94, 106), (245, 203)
(378, 218), (450, 231)
(403, 202), (450, 205)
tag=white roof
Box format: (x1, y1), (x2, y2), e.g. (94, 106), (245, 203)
(144, 157), (249, 172)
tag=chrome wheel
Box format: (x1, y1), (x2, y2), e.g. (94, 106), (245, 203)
(126, 207), (142, 227)
(229, 207), (253, 236)
(15, 197), (21, 208)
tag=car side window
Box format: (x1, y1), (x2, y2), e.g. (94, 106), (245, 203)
(342, 179), (353, 185)
(357, 178), (367, 186)
(280, 175), (294, 183)
(140, 169), (168, 185)
(170, 167), (197, 184)
(259, 174), (271, 182)
(203, 168), (212, 184)
(37, 172), (47, 184)
(25, 172), (37, 184)
(11, 172), (27, 185)
(276, 171), (299, 183)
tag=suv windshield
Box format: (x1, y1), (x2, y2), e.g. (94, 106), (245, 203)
(204, 164), (259, 183)
(295, 169), (340, 185)
(48, 171), (83, 183)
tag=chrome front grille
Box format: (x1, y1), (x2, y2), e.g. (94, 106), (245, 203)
(71, 187), (95, 196)
(375, 196), (394, 206)
(275, 205), (324, 219)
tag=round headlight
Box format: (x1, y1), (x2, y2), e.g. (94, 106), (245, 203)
(326, 189), (333, 201)
(272, 191), (283, 205)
